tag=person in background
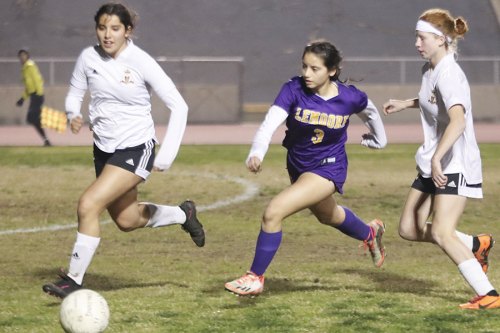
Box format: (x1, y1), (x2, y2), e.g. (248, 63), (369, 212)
(42, 2), (205, 299)
(225, 40), (387, 297)
(16, 49), (51, 146)
(383, 8), (497, 309)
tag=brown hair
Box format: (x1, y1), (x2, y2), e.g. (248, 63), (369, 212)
(303, 40), (343, 81)
(419, 8), (468, 41)
(94, 3), (136, 30)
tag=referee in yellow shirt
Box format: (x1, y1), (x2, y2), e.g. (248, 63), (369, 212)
(16, 49), (51, 146)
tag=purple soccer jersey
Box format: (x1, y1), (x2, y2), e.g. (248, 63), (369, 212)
(273, 76), (367, 192)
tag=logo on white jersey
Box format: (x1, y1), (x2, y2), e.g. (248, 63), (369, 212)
(126, 158), (135, 166)
(121, 69), (134, 84)
(428, 89), (437, 104)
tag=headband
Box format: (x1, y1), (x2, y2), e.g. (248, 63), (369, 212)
(416, 20), (452, 43)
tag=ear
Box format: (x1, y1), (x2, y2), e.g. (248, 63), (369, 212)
(125, 26), (132, 38)
(329, 68), (337, 78)
(437, 35), (446, 47)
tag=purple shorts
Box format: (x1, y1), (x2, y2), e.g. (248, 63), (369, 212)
(286, 157), (347, 194)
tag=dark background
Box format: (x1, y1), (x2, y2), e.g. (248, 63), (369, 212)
(1, 0), (499, 103)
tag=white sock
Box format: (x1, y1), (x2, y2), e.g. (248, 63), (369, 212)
(143, 203), (186, 228)
(458, 258), (495, 296)
(68, 232), (101, 285)
(456, 231), (473, 251)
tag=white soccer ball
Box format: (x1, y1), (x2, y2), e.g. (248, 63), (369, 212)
(59, 289), (110, 333)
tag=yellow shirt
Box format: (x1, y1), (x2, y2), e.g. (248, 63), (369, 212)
(21, 59), (44, 99)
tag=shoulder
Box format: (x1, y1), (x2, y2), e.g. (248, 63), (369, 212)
(76, 46), (103, 64)
(436, 55), (467, 85)
(337, 82), (368, 110)
(281, 76), (307, 93)
(23, 59), (39, 71)
(81, 46), (99, 57)
(338, 82), (367, 98)
(421, 62), (431, 75)
(127, 41), (156, 62)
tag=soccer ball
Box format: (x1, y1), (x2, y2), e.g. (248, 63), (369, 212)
(59, 289), (110, 333)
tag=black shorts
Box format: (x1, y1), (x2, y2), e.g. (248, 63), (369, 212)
(411, 173), (483, 198)
(27, 94), (44, 126)
(93, 140), (155, 180)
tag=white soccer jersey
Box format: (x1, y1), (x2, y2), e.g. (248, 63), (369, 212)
(416, 53), (482, 186)
(65, 40), (188, 170)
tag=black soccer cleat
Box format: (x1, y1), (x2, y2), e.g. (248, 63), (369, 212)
(42, 270), (82, 299)
(179, 200), (205, 247)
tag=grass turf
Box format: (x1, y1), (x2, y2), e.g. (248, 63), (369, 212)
(0, 144), (499, 332)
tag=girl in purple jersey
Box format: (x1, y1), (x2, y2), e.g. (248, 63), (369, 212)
(225, 41), (387, 296)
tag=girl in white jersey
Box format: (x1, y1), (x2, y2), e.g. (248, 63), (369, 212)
(42, 3), (205, 299)
(383, 8), (498, 309)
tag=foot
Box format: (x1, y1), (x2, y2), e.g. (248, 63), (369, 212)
(43, 139), (52, 147)
(459, 295), (500, 309)
(474, 234), (494, 274)
(42, 270), (81, 299)
(364, 219), (386, 268)
(179, 200), (205, 247)
(225, 271), (264, 296)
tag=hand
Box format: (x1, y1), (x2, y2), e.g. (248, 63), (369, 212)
(431, 157), (447, 189)
(360, 133), (383, 149)
(382, 99), (405, 115)
(246, 156), (262, 173)
(16, 98), (24, 107)
(70, 116), (83, 134)
(153, 166), (165, 172)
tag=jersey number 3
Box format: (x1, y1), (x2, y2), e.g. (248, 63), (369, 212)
(311, 129), (324, 144)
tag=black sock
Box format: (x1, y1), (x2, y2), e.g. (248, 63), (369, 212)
(487, 290), (499, 297)
(472, 236), (480, 253)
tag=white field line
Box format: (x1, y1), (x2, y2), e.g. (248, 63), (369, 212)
(0, 173), (259, 236)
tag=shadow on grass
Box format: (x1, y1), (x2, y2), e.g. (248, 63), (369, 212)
(35, 268), (188, 299)
(282, 268), (463, 302)
(207, 268), (464, 304)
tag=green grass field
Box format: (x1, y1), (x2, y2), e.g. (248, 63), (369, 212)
(1, 144), (500, 333)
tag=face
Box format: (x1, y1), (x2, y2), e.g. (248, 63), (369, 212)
(415, 31), (446, 61)
(18, 52), (29, 65)
(96, 14), (131, 58)
(301, 52), (336, 92)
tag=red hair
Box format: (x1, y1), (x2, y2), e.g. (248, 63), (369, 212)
(419, 8), (468, 40)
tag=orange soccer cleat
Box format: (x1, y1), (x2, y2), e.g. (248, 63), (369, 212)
(363, 219), (386, 268)
(225, 271), (265, 297)
(474, 234), (494, 274)
(459, 295), (500, 310)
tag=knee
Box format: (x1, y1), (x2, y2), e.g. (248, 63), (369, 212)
(398, 216), (426, 241)
(109, 211), (138, 232)
(398, 224), (414, 241)
(77, 195), (99, 221)
(430, 228), (451, 247)
(316, 209), (341, 227)
(262, 205), (283, 229)
(114, 220), (136, 232)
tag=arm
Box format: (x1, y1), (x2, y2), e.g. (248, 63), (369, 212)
(247, 105), (288, 173)
(382, 98), (419, 115)
(65, 54), (87, 134)
(153, 87), (188, 171)
(21, 66), (34, 100)
(143, 57), (188, 171)
(431, 105), (466, 188)
(356, 99), (387, 149)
